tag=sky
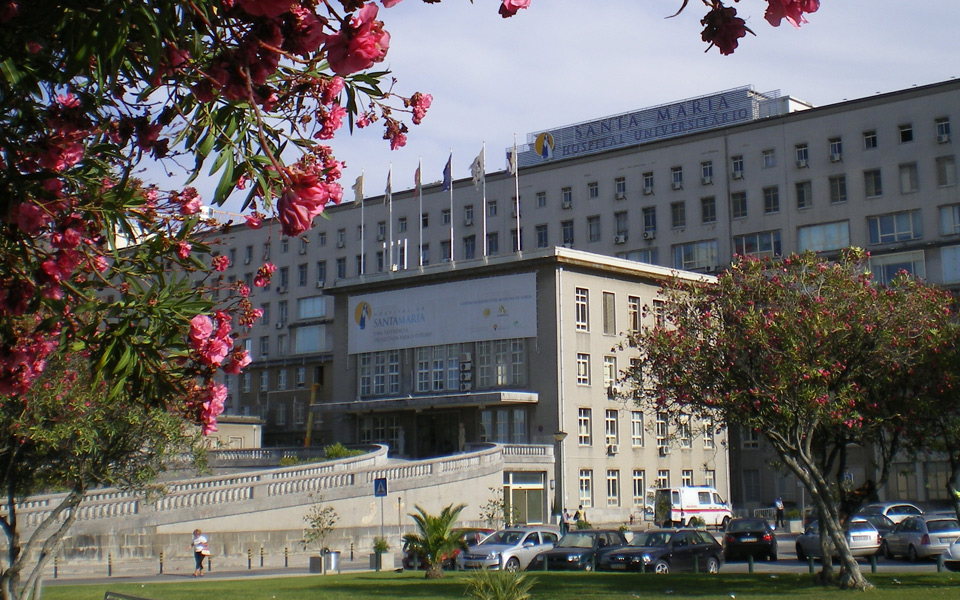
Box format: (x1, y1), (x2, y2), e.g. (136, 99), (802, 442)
(208, 0), (960, 214)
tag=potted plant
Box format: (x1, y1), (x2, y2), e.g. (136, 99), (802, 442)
(302, 495), (339, 573)
(371, 536), (392, 571)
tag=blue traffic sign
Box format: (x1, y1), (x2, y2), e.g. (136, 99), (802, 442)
(374, 478), (388, 497)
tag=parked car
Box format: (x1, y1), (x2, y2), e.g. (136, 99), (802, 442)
(942, 536), (960, 572)
(528, 529), (628, 571)
(882, 515), (960, 561)
(855, 502), (923, 525)
(599, 528), (723, 574)
(852, 513), (895, 552)
(458, 526), (559, 571)
(795, 519), (880, 561)
(402, 527), (494, 570)
(722, 517), (777, 561)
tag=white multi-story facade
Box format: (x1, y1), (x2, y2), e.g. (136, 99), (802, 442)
(208, 79), (960, 514)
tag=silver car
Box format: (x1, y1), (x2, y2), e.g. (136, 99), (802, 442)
(459, 526), (560, 571)
(856, 502), (923, 525)
(882, 515), (960, 561)
(795, 519), (880, 560)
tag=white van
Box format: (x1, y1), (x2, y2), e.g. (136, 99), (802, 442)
(653, 486), (732, 529)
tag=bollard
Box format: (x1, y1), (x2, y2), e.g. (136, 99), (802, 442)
(694, 555), (700, 573)
(260, 546), (264, 568)
(159, 551), (164, 575)
(870, 554), (877, 574)
(54, 556), (58, 579)
(247, 548), (252, 570)
(808, 556), (815, 574)
(747, 555), (753, 574)
(543, 554), (548, 571)
(938, 554), (944, 573)
(350, 542), (354, 562)
(108, 553), (112, 577)
(285, 547), (289, 568)
(207, 556), (212, 572)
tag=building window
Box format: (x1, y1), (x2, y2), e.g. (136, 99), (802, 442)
(561, 220), (574, 246)
(704, 469), (716, 488)
(463, 235), (476, 260)
(244, 245), (253, 265)
(678, 418), (692, 448)
(939, 204), (960, 235)
(652, 298), (666, 328)
(575, 288), (589, 331)
(762, 186), (780, 214)
(486, 232), (499, 255)
(422, 212), (429, 228)
(797, 221), (850, 253)
(829, 137), (842, 159)
(899, 163), (919, 194)
(606, 470), (620, 507)
(316, 261), (327, 285)
(358, 350), (401, 396)
(642, 172), (654, 194)
(796, 180), (812, 210)
(701, 161), (713, 184)
(420, 244), (430, 266)
(241, 372), (251, 393)
(588, 181), (599, 199)
(829, 175), (847, 204)
(864, 169), (883, 198)
(631, 412), (644, 447)
(562, 187), (573, 207)
(535, 224), (548, 248)
(605, 410), (619, 446)
(937, 118), (952, 141)
(701, 196), (716, 224)
(670, 202), (686, 228)
(656, 412), (668, 449)
(579, 470), (593, 508)
(795, 143), (809, 166)
(742, 426), (760, 449)
(615, 177), (626, 198)
(632, 470), (646, 508)
(587, 215), (601, 242)
(614, 211), (628, 238)
(627, 296), (641, 334)
(731, 155), (744, 178)
(259, 371), (268, 392)
(602, 292), (616, 335)
(937, 156), (957, 187)
(260, 303), (271, 326)
(898, 123), (913, 143)
(671, 166), (683, 189)
(673, 240), (718, 270)
(440, 240), (451, 261)
(536, 191), (547, 207)
(336, 257), (346, 279)
(297, 264), (308, 287)
(275, 402), (286, 425)
(277, 334), (286, 356)
(259, 336), (270, 359)
(862, 130), (878, 149)
(603, 356), (617, 394)
(868, 210), (923, 244)
(315, 233), (324, 248)
(681, 470), (694, 487)
(730, 191), (747, 219)
(734, 230), (782, 259)
(475, 339), (526, 388)
(576, 353), (591, 386)
(441, 208), (451, 225)
(869, 250), (926, 285)
(293, 401), (305, 426)
(277, 368), (287, 390)
(578, 408), (592, 446)
(642, 207), (657, 232)
(398, 216), (407, 232)
(762, 149), (775, 168)
(703, 420), (715, 449)
(657, 470), (670, 489)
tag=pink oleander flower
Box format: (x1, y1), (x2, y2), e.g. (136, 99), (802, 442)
(499, 0), (530, 18)
(189, 315), (214, 349)
(409, 92), (432, 125)
(176, 187), (203, 215)
(244, 213), (263, 229)
(324, 3), (390, 76)
(285, 5), (328, 55)
(222, 349), (252, 375)
(214, 310), (233, 339)
(382, 0), (403, 6)
(212, 255), (230, 271)
(389, 131), (407, 151)
(277, 168), (334, 236)
(12, 202), (47, 235)
(0, 1), (19, 23)
(322, 76), (345, 105)
(238, 283), (251, 298)
(765, 0), (820, 28)
(236, 0), (293, 18)
(177, 241), (192, 259)
(200, 337), (230, 367)
(315, 104), (348, 140)
(254, 262), (277, 287)
(700, 4), (751, 55)
(200, 382), (228, 435)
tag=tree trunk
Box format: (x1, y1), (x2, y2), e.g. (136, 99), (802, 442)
(425, 562), (444, 579)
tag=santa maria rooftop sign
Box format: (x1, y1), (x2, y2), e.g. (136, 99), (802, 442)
(513, 86), (781, 168)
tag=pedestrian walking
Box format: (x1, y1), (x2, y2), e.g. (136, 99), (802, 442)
(190, 529), (210, 577)
(774, 497), (785, 529)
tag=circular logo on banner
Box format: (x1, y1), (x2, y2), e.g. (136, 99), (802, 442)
(534, 132), (554, 160)
(354, 302), (372, 329)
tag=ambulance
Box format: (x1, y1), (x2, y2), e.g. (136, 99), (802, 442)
(653, 486), (733, 529)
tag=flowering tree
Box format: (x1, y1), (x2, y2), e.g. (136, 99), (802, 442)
(677, 0), (821, 55)
(624, 250), (955, 590)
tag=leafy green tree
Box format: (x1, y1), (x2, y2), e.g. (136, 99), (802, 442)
(401, 503), (467, 580)
(301, 495), (339, 553)
(624, 249), (955, 590)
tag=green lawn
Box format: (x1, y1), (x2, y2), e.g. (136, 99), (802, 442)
(40, 571), (960, 600)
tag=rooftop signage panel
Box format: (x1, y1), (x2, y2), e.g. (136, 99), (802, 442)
(511, 86), (774, 168)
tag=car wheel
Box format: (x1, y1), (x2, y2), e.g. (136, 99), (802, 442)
(583, 562), (594, 572)
(505, 557), (521, 572)
(796, 543), (807, 562)
(907, 545), (919, 563)
(653, 560), (670, 574)
(768, 549), (777, 561)
(706, 556), (720, 574)
(882, 541), (893, 560)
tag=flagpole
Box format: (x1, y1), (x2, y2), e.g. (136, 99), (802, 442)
(513, 133), (521, 253)
(448, 147), (454, 262)
(359, 171), (365, 275)
(387, 165), (394, 270)
(417, 158), (423, 268)
(481, 142), (487, 258)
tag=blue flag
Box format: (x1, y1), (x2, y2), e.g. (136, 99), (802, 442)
(441, 153), (452, 191)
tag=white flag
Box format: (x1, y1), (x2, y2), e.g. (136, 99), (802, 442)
(509, 137), (518, 175)
(470, 149), (485, 190)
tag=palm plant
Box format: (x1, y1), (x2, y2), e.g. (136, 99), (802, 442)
(401, 503), (467, 579)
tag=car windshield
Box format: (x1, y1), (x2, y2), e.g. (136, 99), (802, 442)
(555, 533), (595, 549)
(857, 514), (892, 528)
(483, 531), (524, 545)
(847, 521), (875, 533)
(927, 520), (960, 533)
(728, 520), (765, 532)
(629, 532), (671, 547)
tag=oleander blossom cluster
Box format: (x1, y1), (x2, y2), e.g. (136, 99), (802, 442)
(693, 0), (820, 54)
(188, 312), (251, 433)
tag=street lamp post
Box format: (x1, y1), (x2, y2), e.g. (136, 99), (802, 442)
(553, 431), (568, 527)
